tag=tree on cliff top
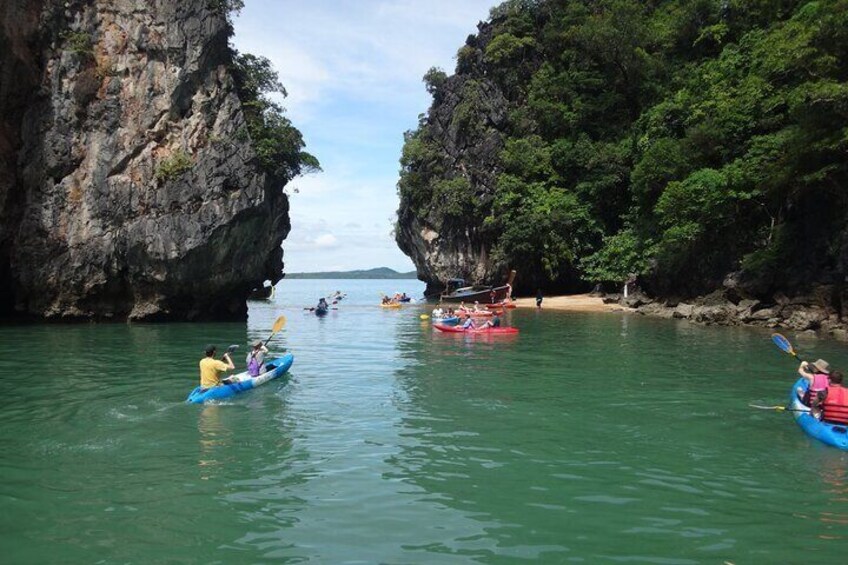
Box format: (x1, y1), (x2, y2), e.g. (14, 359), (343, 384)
(216, 1), (320, 185)
(231, 52), (320, 183)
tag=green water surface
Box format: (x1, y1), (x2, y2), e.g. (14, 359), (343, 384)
(1, 279), (846, 563)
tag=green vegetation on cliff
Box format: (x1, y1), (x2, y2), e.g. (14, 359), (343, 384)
(398, 0), (848, 297)
(219, 1), (319, 184)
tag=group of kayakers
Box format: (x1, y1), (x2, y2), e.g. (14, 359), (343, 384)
(381, 292), (409, 305)
(431, 301), (506, 330)
(797, 359), (848, 424)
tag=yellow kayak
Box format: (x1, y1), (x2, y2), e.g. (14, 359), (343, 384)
(380, 302), (402, 309)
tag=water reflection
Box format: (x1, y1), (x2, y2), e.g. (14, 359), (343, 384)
(387, 310), (848, 561)
(813, 453), (848, 534)
(197, 405), (231, 480)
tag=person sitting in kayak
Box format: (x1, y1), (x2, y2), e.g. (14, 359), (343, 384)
(462, 313), (476, 330)
(246, 340), (268, 377)
(317, 297), (329, 310)
(820, 371), (848, 424)
(199, 345), (235, 390)
(432, 306), (444, 319)
(797, 359), (832, 416)
(481, 313), (501, 329)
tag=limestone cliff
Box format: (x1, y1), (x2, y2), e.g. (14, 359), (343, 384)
(395, 22), (511, 297)
(0, 0), (291, 321)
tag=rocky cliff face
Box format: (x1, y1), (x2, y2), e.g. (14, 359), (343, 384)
(395, 22), (512, 296)
(0, 0), (289, 321)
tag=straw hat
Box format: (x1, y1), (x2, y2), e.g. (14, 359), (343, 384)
(810, 359), (831, 374)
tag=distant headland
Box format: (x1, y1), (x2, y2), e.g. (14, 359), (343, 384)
(285, 267), (418, 280)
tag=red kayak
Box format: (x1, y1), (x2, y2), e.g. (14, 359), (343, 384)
(433, 324), (518, 335)
(456, 309), (493, 317)
(485, 302), (516, 310)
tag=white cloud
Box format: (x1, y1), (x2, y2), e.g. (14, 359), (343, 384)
(314, 233), (338, 248)
(232, 1), (494, 271)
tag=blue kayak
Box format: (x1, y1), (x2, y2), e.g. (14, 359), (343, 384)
(186, 353), (294, 404)
(432, 316), (459, 326)
(315, 307), (329, 316)
(790, 377), (848, 450)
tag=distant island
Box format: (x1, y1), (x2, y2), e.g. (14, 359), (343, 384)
(285, 267), (418, 279)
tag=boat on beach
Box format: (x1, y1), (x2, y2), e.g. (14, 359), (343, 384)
(186, 353), (294, 404)
(790, 378), (848, 450)
(439, 270), (516, 304)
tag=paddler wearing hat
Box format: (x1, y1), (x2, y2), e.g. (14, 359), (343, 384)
(246, 340), (269, 377)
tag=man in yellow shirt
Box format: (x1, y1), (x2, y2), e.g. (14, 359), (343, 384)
(199, 345), (236, 389)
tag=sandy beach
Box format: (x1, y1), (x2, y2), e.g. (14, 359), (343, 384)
(510, 293), (631, 313)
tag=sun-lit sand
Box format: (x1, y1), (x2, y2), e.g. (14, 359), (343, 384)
(510, 293), (631, 313)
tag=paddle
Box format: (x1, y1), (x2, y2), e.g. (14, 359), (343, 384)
(749, 404), (810, 413)
(262, 315), (287, 347)
(771, 333), (807, 362)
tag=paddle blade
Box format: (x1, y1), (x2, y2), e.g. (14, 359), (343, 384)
(272, 315), (287, 333)
(749, 404), (788, 411)
(771, 333), (795, 356)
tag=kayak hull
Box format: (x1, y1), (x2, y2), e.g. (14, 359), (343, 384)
(457, 309), (494, 317)
(790, 378), (848, 450)
(381, 303), (402, 309)
(486, 302), (516, 310)
(433, 324), (518, 335)
(315, 307), (329, 316)
(186, 353), (294, 404)
(432, 316), (460, 326)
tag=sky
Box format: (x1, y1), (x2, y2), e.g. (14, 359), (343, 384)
(232, 0), (496, 273)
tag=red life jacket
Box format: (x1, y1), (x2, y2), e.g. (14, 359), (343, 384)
(822, 385), (848, 425)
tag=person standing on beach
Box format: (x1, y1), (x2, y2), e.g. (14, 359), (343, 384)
(536, 289), (543, 309)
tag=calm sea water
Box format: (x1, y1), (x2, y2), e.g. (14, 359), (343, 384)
(1, 278), (847, 563)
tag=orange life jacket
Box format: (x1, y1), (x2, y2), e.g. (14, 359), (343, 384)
(822, 385), (848, 425)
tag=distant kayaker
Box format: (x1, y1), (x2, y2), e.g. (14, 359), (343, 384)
(246, 340), (268, 377)
(317, 297), (329, 310)
(797, 359), (832, 417)
(199, 345), (235, 390)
